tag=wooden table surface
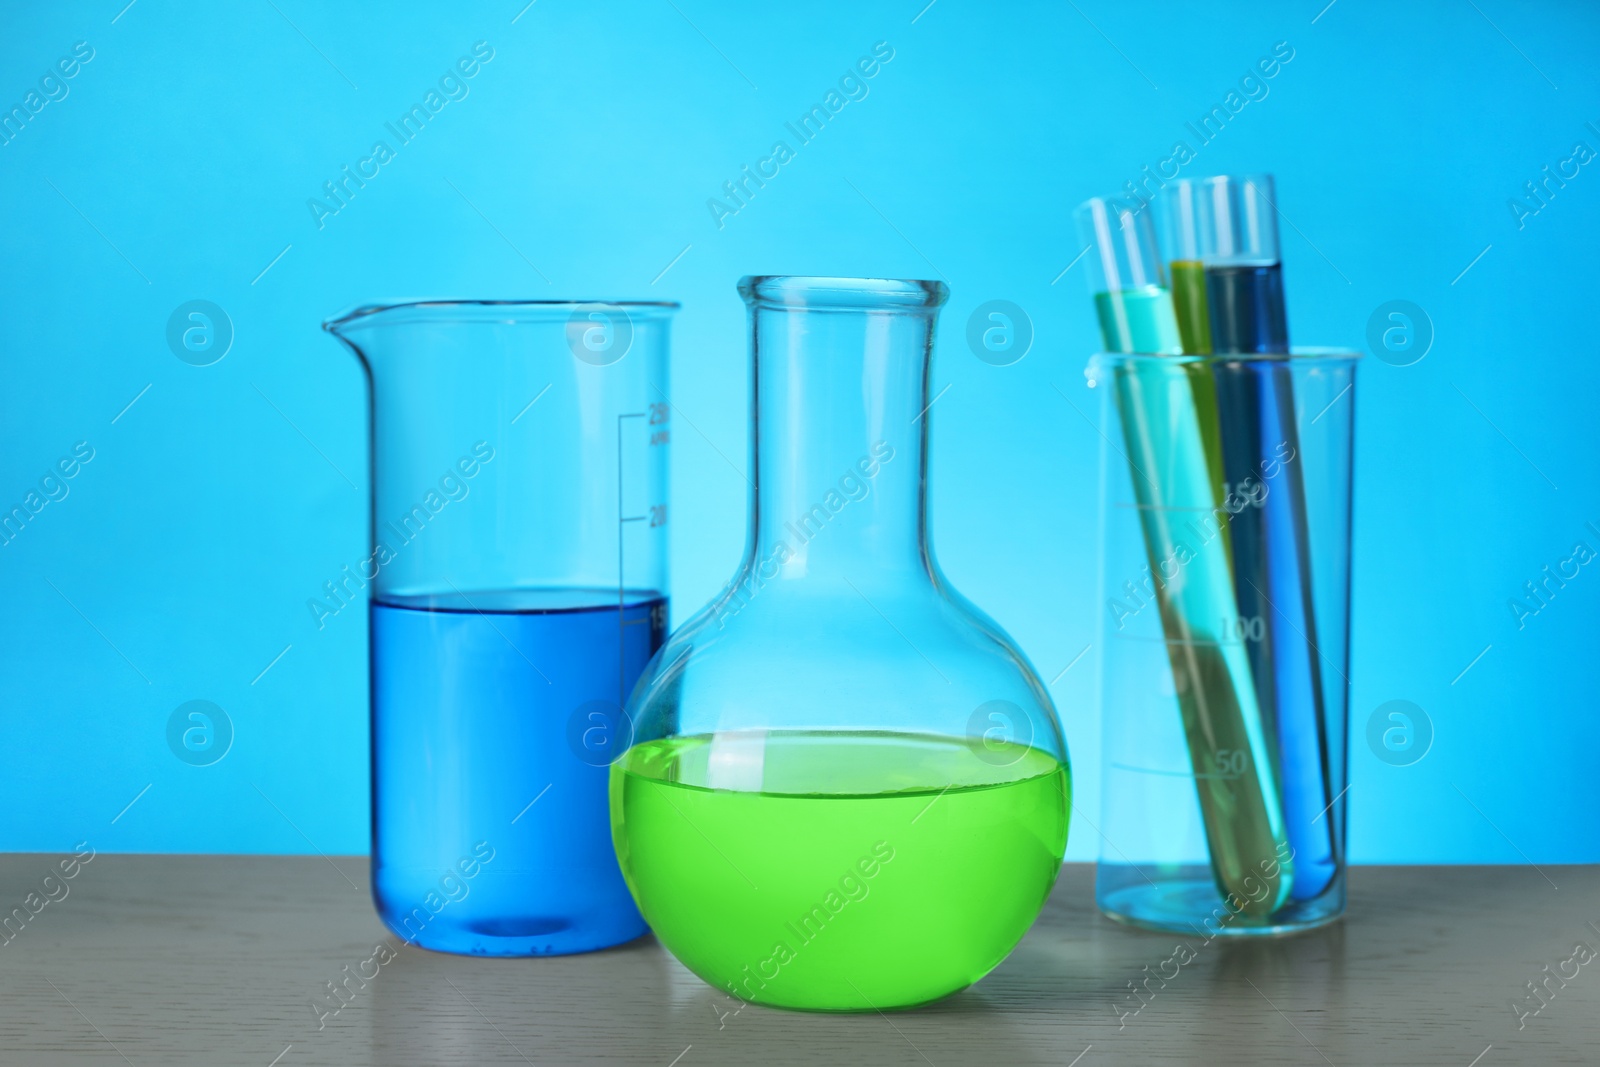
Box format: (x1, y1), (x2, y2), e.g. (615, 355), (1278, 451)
(0, 856), (1593, 1065)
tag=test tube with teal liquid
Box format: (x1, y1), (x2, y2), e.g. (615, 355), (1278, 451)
(1189, 174), (1337, 901)
(1077, 197), (1291, 915)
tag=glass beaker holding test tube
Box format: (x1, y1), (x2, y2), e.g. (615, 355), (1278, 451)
(1077, 190), (1356, 934)
(324, 299), (676, 955)
(1090, 347), (1355, 935)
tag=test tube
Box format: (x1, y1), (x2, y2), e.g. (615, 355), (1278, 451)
(1195, 175), (1288, 352)
(1192, 174), (1337, 901)
(1159, 180), (1213, 357)
(1078, 196), (1181, 354)
(1157, 181), (1230, 546)
(1077, 197), (1291, 915)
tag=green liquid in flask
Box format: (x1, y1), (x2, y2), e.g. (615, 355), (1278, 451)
(611, 731), (1069, 1011)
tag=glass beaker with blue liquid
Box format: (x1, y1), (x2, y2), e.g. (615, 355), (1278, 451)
(325, 299), (677, 955)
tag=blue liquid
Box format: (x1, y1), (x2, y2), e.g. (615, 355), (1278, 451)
(1207, 261), (1337, 901)
(370, 589), (666, 955)
(1252, 375), (1336, 899)
(1205, 263), (1288, 354)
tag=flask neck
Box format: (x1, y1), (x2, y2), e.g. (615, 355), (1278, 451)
(744, 287), (943, 585)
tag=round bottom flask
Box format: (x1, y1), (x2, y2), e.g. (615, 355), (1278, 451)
(610, 277), (1070, 1011)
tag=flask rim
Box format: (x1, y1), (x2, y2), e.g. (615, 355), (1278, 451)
(738, 275), (948, 311)
(323, 298), (680, 334)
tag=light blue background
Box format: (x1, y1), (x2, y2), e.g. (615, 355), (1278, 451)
(2, 1), (1595, 864)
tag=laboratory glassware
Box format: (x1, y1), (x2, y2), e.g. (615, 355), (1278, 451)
(1156, 179), (1213, 357)
(1091, 346), (1356, 935)
(610, 276), (1069, 1011)
(1076, 198), (1291, 916)
(324, 298), (676, 956)
(1176, 173), (1338, 901)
